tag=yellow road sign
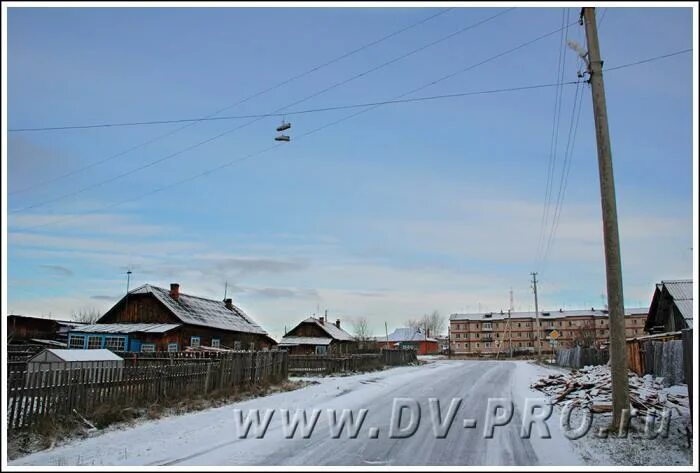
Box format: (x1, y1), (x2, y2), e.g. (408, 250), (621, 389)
(549, 329), (560, 339)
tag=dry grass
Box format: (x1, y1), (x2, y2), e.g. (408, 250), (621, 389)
(7, 378), (316, 461)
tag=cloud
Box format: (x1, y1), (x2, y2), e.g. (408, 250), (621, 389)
(39, 264), (73, 277)
(90, 294), (120, 301)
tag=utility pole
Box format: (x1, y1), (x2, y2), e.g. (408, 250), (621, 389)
(531, 272), (541, 358)
(582, 6), (630, 429)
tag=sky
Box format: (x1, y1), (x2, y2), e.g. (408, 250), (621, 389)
(4, 5), (695, 340)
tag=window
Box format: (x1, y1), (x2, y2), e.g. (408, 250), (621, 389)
(476, 333), (480, 338)
(484, 342), (491, 348)
(211, 338), (221, 348)
(476, 343), (480, 348)
(69, 335), (85, 349)
(87, 336), (102, 349)
(190, 336), (200, 348)
(315, 345), (327, 355)
(141, 343), (155, 353)
(104, 336), (126, 352)
(483, 322), (492, 329)
(249, 342), (256, 351)
(233, 341), (242, 350)
(168, 343), (178, 352)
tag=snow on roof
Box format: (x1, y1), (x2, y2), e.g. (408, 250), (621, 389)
(661, 279), (693, 324)
(386, 328), (438, 343)
(72, 323), (182, 334)
(278, 336), (333, 346)
(450, 307), (648, 322)
(126, 284), (269, 336)
(299, 317), (355, 341)
(33, 349), (123, 362)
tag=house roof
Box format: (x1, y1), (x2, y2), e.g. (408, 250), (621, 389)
(385, 328), (438, 343)
(278, 336), (333, 346)
(450, 307), (648, 322)
(71, 323), (182, 334)
(30, 349), (123, 362)
(298, 317), (355, 341)
(648, 279), (694, 330)
(661, 280), (693, 323)
(104, 284), (270, 336)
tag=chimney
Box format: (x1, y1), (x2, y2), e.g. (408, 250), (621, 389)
(319, 316), (324, 324)
(427, 328), (430, 337)
(335, 319), (341, 329)
(170, 283), (180, 300)
(224, 298), (233, 310)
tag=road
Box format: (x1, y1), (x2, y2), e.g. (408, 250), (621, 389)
(11, 359), (586, 467)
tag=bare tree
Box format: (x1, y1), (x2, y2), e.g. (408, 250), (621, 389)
(71, 307), (101, 324)
(351, 317), (371, 342)
(407, 311), (446, 337)
(573, 319), (597, 348)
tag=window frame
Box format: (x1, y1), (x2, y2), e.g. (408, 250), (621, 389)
(211, 338), (221, 349)
(190, 336), (201, 348)
(168, 342), (179, 352)
(104, 336), (126, 352)
(69, 335), (85, 349)
(87, 335), (103, 349)
(141, 343), (156, 353)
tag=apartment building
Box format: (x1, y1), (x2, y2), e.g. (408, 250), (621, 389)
(449, 307), (647, 356)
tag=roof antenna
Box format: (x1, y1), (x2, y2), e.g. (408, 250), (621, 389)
(224, 281), (228, 300)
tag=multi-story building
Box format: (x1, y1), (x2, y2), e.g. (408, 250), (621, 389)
(449, 307), (647, 356)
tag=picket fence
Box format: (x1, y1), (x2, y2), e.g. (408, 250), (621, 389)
(7, 350), (287, 431)
(288, 349), (417, 374)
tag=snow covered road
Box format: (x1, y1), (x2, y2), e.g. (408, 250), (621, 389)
(11, 360), (586, 467)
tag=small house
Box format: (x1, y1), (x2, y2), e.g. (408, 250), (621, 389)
(68, 283), (277, 352)
(378, 328), (440, 355)
(279, 316), (356, 355)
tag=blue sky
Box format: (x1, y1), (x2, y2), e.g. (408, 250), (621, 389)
(6, 6), (694, 339)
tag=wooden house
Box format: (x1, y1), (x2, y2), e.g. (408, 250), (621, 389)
(279, 316), (356, 355)
(68, 283), (276, 352)
(376, 328), (440, 355)
(645, 279), (693, 334)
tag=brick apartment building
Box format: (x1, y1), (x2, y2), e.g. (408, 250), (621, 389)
(449, 307), (647, 356)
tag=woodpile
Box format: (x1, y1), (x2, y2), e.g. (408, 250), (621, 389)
(531, 365), (689, 416)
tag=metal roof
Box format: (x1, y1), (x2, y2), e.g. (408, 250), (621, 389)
(31, 349), (123, 362)
(123, 284), (270, 336)
(298, 317), (355, 341)
(71, 323), (182, 334)
(661, 280), (693, 322)
(278, 336), (333, 346)
(450, 307), (648, 322)
(385, 328), (438, 343)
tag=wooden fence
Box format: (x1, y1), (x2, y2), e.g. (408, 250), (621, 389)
(7, 350), (287, 431)
(288, 349), (417, 375)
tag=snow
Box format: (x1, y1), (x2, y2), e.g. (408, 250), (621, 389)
(10, 360), (600, 467)
(530, 363), (692, 466)
(31, 349), (123, 362)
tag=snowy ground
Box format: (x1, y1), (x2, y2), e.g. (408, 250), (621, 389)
(9, 359), (688, 467)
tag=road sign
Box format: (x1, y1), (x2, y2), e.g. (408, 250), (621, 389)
(549, 329), (560, 340)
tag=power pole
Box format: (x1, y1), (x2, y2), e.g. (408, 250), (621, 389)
(582, 6), (630, 429)
(531, 272), (541, 358)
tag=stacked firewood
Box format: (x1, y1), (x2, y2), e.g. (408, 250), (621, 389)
(531, 365), (689, 416)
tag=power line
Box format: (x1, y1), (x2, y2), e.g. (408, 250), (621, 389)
(10, 18), (577, 232)
(535, 8), (568, 266)
(9, 8), (514, 214)
(6, 8), (454, 196)
(603, 48), (692, 72)
(540, 79), (585, 269)
(10, 47), (689, 135)
(10, 29), (683, 232)
(9, 82), (577, 132)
